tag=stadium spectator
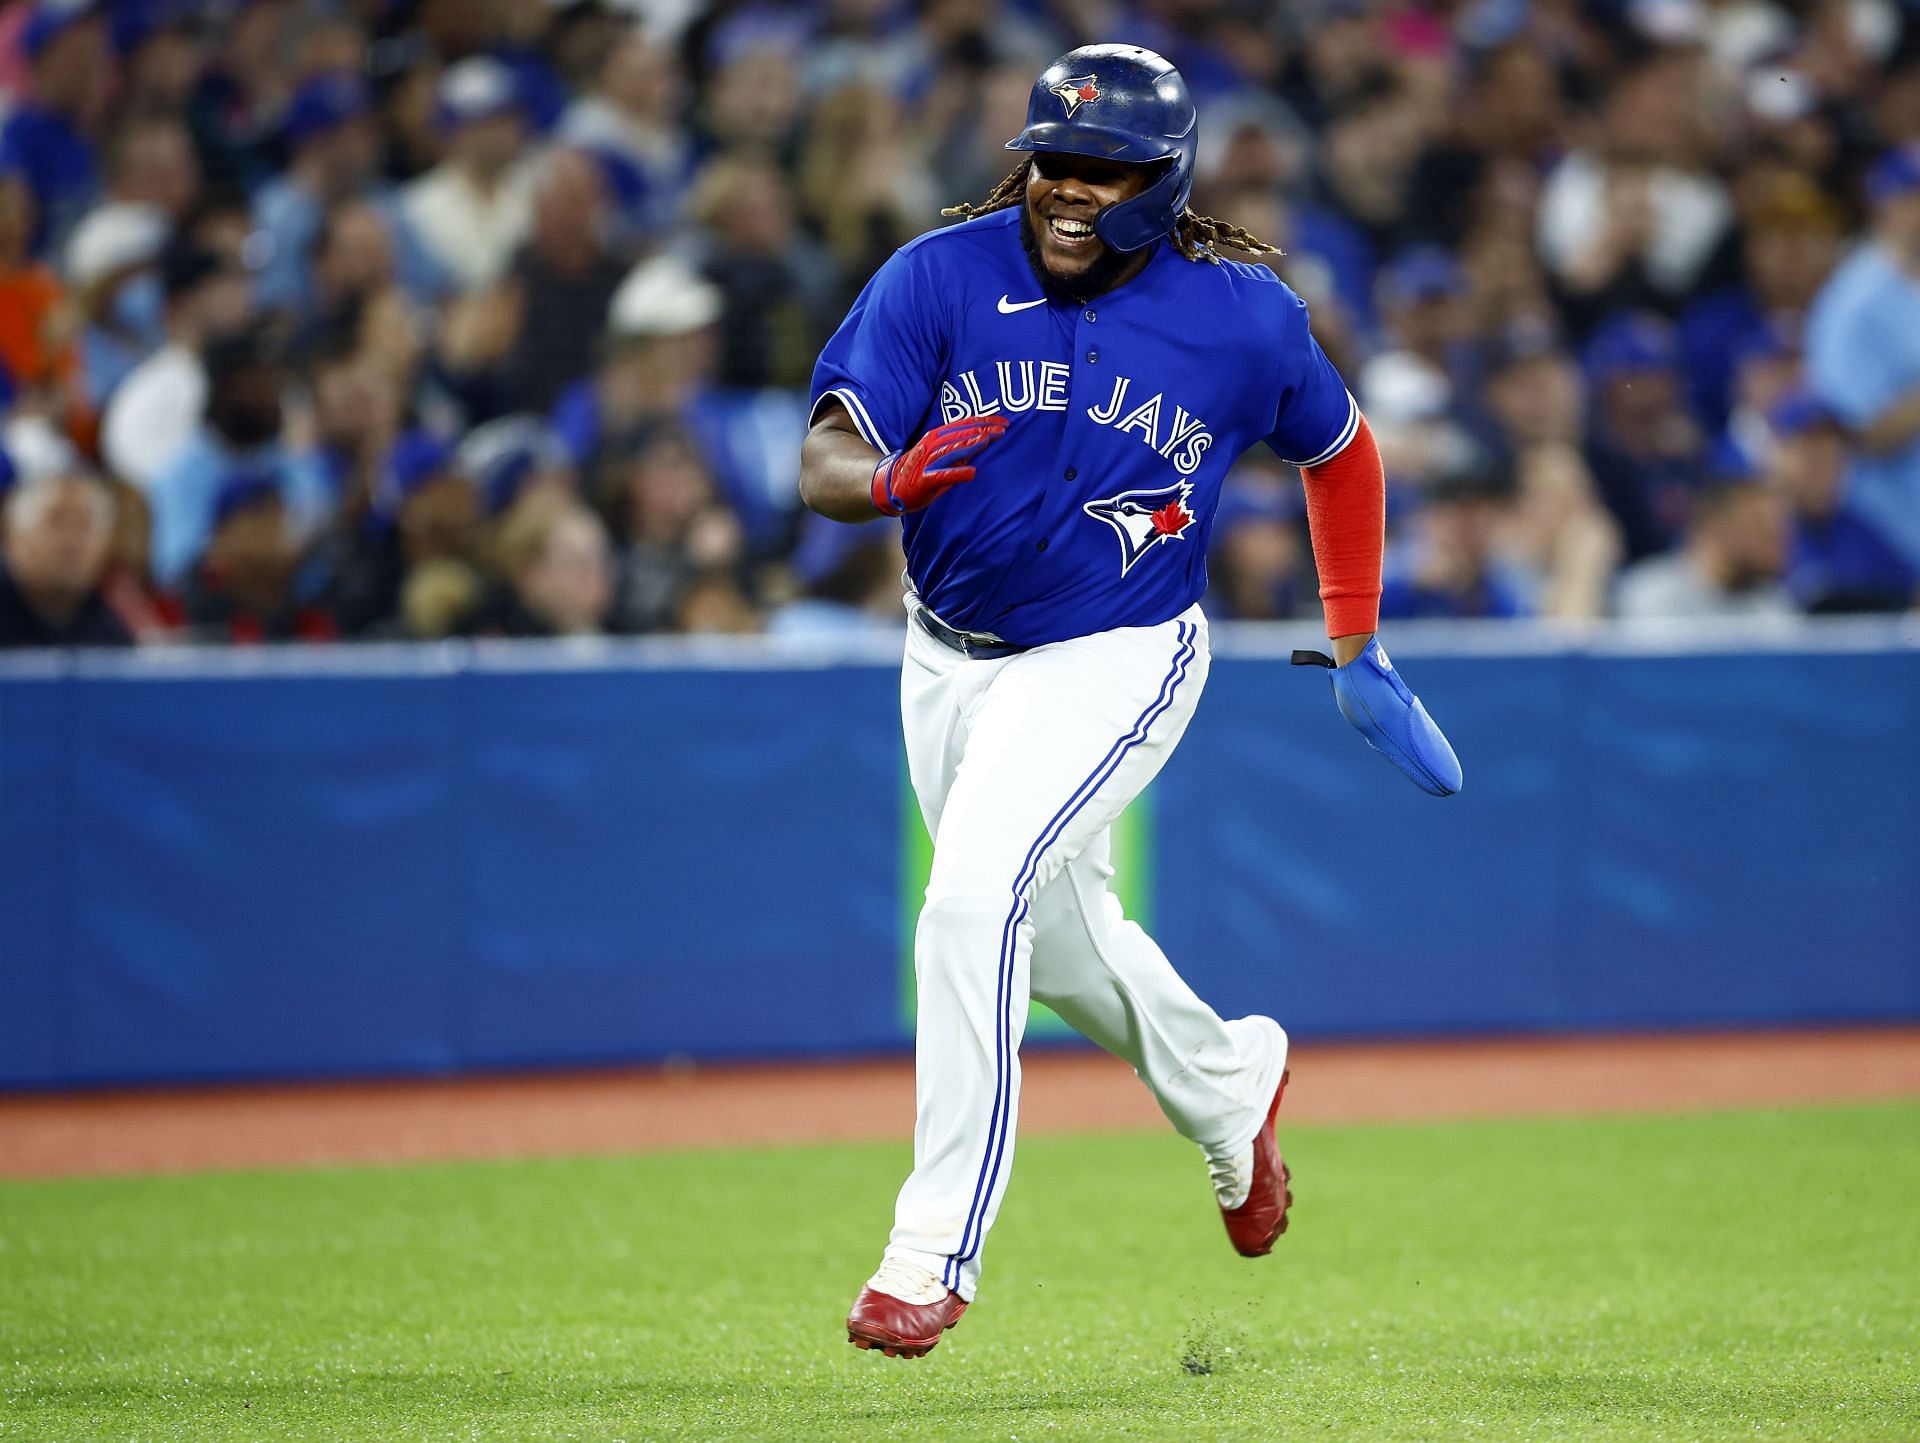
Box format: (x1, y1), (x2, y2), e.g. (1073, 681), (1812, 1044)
(551, 253), (721, 474)
(1403, 42), (1564, 253)
(1481, 325), (1584, 450)
(97, 469), (170, 642)
(252, 70), (379, 311)
(1537, 53), (1734, 329)
(1, 411), (83, 491)
(1501, 442), (1622, 621)
(1615, 476), (1795, 620)
(330, 429), (482, 636)
(402, 58), (537, 293)
(63, 199), (171, 408)
(541, 1), (631, 107)
(601, 421), (744, 635)
(698, 29), (805, 161)
(0, 174), (82, 412)
(303, 199), (400, 342)
(251, 71), (440, 315)
(100, 114), (202, 225)
(182, 0), (296, 194)
(142, 332), (331, 589)
(1679, 173), (1840, 432)
(689, 154), (834, 389)
(557, 34), (691, 238)
(767, 518), (907, 635)
(491, 495), (615, 637)
(794, 80), (937, 292)
(1206, 464), (1316, 622)
(0, 466), (128, 647)
(1379, 442), (1534, 619)
(180, 469), (336, 643)
(102, 243), (253, 489)
(1719, 322), (1806, 465)
(64, 116), (202, 402)
(1358, 246), (1477, 435)
(1304, 79), (1428, 289)
(0, 0), (114, 257)
(458, 413), (576, 518)
(302, 199), (427, 423)
(114, 4), (204, 119)
(300, 331), (401, 528)
(494, 148), (627, 414)
(673, 568), (761, 633)
(1767, 390), (1918, 614)
(1805, 143), (1920, 571)
(1581, 312), (1704, 563)
(391, 556), (485, 639)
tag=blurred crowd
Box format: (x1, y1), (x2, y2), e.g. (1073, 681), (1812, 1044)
(0, 0), (1917, 649)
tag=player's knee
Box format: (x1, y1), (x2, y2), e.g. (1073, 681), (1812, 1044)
(917, 888), (1011, 937)
(913, 891), (1019, 996)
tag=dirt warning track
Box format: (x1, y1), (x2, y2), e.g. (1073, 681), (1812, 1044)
(2, 1027), (1917, 1180)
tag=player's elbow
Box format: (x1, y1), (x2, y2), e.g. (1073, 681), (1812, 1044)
(799, 424), (877, 522)
(797, 441), (834, 517)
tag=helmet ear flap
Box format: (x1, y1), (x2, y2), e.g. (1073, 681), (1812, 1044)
(1092, 155), (1192, 253)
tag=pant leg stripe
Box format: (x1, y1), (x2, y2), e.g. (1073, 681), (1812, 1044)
(942, 621), (1199, 1287)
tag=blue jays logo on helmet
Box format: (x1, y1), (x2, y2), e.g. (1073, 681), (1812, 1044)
(1050, 75), (1102, 116)
(1006, 43), (1197, 254)
(1084, 481), (1197, 576)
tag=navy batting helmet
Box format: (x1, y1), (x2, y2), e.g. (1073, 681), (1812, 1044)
(1005, 44), (1197, 254)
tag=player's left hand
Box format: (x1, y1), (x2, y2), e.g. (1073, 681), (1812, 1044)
(871, 414), (1010, 517)
(1293, 637), (1463, 796)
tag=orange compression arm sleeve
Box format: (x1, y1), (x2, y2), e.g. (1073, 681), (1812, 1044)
(1299, 414), (1385, 638)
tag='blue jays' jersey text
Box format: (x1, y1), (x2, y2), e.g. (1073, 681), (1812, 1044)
(809, 208), (1357, 646)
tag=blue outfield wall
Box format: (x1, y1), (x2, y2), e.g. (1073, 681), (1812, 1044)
(1, 620), (1917, 1089)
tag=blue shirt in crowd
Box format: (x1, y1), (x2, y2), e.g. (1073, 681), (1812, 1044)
(0, 105), (100, 255)
(1806, 241), (1920, 568)
(1788, 503), (1917, 612)
(1379, 543), (1533, 621)
(252, 178), (448, 313)
(144, 431), (336, 588)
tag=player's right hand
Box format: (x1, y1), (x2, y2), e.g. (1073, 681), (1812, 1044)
(1293, 638), (1463, 796)
(871, 414), (1010, 517)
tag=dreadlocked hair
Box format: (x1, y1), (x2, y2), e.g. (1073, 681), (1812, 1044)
(941, 162), (1283, 264)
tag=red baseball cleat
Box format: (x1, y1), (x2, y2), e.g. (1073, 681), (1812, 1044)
(846, 1260), (969, 1359)
(1217, 1068), (1292, 1257)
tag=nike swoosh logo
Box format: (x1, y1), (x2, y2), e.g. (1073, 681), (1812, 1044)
(997, 295), (1046, 314)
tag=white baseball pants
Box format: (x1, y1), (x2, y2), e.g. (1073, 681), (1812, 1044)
(887, 601), (1286, 1301)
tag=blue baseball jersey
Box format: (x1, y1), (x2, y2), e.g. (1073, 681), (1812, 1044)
(809, 207), (1358, 646)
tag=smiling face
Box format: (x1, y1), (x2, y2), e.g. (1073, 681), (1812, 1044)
(1021, 152), (1158, 295)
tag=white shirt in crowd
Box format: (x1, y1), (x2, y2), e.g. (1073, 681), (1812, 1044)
(401, 160), (538, 292)
(1614, 554), (1796, 620)
(1537, 152), (1734, 299)
(102, 342), (206, 490)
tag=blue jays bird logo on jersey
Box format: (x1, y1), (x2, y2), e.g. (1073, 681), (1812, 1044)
(1051, 75), (1102, 116)
(1083, 482), (1196, 576)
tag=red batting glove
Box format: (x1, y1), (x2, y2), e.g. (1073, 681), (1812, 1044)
(871, 414), (1010, 516)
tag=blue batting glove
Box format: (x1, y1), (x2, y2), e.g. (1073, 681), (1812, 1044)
(1293, 638), (1463, 797)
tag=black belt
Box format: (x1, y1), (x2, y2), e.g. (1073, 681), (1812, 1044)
(913, 605), (1029, 659)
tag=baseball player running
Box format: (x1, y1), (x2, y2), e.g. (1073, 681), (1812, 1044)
(800, 43), (1461, 1359)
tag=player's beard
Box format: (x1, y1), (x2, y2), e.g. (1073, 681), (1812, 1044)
(1019, 205), (1139, 301)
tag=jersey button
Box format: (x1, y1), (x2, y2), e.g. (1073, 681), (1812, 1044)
(1086, 349), (1098, 363)
(1084, 309), (1097, 322)
(1036, 538), (1050, 553)
(1064, 466), (1077, 480)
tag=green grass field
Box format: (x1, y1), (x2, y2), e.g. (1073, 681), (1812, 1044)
(3, 1103), (1917, 1441)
